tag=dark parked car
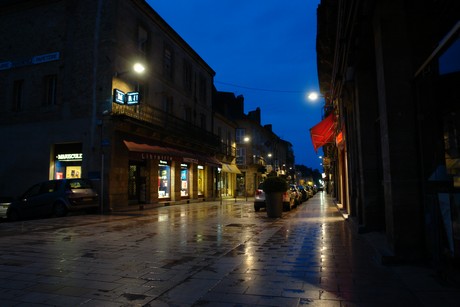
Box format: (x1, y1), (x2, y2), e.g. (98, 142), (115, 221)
(7, 179), (99, 221)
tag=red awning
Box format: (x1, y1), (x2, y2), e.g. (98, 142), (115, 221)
(309, 113), (336, 152)
(123, 140), (221, 166)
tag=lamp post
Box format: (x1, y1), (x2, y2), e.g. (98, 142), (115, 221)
(243, 136), (250, 201)
(99, 62), (146, 213)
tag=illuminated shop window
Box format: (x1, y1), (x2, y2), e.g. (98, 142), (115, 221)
(181, 163), (189, 197)
(158, 161), (170, 198)
(198, 165), (204, 196)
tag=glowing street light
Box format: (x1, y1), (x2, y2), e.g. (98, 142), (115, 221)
(133, 62), (145, 74)
(307, 92), (320, 101)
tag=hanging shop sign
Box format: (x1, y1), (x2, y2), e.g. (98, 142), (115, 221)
(113, 88), (140, 105)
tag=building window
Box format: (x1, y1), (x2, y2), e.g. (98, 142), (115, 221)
(200, 114), (206, 130)
(12, 79), (23, 112)
(43, 74), (57, 106)
(138, 25), (149, 54)
(137, 82), (147, 104)
(236, 128), (246, 143)
(198, 75), (207, 103)
(185, 106), (192, 123)
(236, 147), (246, 165)
(183, 60), (192, 93)
(162, 95), (174, 114)
(163, 44), (174, 81)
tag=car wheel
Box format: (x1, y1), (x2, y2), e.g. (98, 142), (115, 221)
(54, 202), (68, 217)
(7, 209), (20, 222)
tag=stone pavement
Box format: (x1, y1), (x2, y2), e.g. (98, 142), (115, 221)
(0, 193), (459, 306)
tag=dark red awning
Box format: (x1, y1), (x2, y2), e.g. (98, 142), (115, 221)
(309, 113), (336, 152)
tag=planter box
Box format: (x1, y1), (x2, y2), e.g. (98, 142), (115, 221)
(265, 192), (283, 218)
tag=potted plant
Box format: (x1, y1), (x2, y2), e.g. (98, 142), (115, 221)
(263, 175), (287, 218)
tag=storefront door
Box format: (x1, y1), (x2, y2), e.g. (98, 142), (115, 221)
(128, 161), (146, 204)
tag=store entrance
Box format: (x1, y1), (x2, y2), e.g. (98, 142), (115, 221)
(128, 161), (147, 204)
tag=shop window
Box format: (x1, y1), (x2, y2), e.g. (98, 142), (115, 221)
(181, 163), (189, 197)
(158, 161), (171, 198)
(54, 143), (83, 180)
(198, 165), (204, 196)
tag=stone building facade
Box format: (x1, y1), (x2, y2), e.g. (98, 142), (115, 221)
(0, 0), (221, 210)
(316, 0), (460, 274)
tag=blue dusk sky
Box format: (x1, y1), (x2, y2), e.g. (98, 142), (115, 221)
(147, 0), (324, 169)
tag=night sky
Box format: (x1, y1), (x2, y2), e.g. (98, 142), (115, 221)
(148, 0), (324, 169)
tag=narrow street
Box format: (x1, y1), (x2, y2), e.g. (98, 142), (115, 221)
(0, 193), (458, 306)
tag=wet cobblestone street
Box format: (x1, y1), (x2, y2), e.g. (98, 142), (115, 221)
(0, 193), (459, 306)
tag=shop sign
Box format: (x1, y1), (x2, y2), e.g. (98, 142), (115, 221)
(113, 88), (140, 105)
(126, 92), (140, 105)
(141, 153), (172, 161)
(113, 89), (125, 104)
(56, 153), (83, 161)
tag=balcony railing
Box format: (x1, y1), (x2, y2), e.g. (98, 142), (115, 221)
(112, 103), (221, 153)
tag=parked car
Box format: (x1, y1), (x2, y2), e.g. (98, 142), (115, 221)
(305, 185), (314, 199)
(289, 184), (302, 207)
(254, 182), (297, 212)
(296, 185), (308, 202)
(254, 183), (266, 212)
(7, 178), (99, 221)
(0, 197), (14, 219)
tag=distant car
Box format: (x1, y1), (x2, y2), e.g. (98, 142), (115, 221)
(0, 197), (14, 219)
(254, 182), (297, 212)
(7, 178), (99, 221)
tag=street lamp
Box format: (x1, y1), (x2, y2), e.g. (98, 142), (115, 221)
(115, 62), (146, 77)
(307, 92), (320, 101)
(100, 62), (146, 213)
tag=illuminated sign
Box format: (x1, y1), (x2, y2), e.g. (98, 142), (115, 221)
(56, 153), (83, 161)
(126, 92), (140, 105)
(113, 89), (140, 105)
(113, 89), (125, 104)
